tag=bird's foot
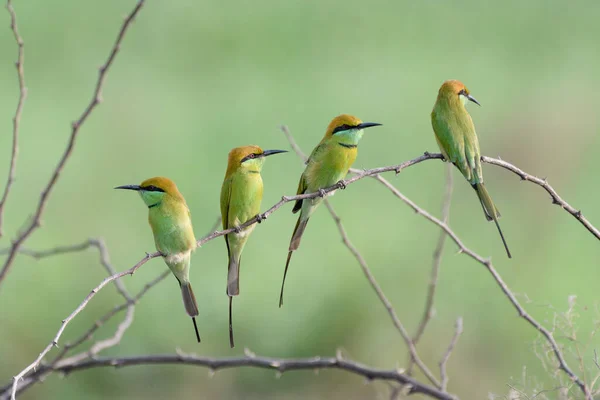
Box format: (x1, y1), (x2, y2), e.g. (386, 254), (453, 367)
(233, 225), (242, 234)
(337, 179), (347, 190)
(256, 213), (267, 224)
(318, 188), (327, 198)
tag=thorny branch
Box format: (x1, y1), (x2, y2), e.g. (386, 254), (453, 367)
(0, 0), (146, 288)
(9, 354), (457, 400)
(0, 0), (27, 238)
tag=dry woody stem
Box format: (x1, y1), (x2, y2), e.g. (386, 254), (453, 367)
(0, 0), (27, 238)
(0, 0), (146, 288)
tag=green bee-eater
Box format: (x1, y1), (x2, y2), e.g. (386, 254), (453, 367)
(115, 177), (201, 342)
(279, 114), (382, 307)
(431, 79), (511, 258)
(221, 145), (287, 347)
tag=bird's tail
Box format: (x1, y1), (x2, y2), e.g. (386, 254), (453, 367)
(228, 296), (235, 348)
(227, 253), (241, 296)
(473, 183), (512, 259)
(279, 216), (309, 307)
(180, 281), (201, 342)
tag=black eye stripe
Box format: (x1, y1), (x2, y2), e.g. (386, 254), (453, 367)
(141, 185), (165, 192)
(458, 89), (466, 96)
(332, 124), (354, 134)
(240, 153), (262, 163)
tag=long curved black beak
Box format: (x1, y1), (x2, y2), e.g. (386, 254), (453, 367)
(357, 122), (382, 130)
(262, 149), (288, 157)
(114, 184), (142, 191)
(467, 94), (481, 106)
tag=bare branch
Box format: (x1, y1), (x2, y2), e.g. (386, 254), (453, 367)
(481, 156), (600, 241)
(410, 163), (454, 365)
(8, 254), (151, 400)
(323, 200), (441, 388)
(0, 0), (146, 288)
(369, 174), (591, 399)
(280, 124), (308, 162)
(19, 353), (457, 400)
(7, 218), (222, 398)
(0, 0), (27, 238)
(439, 318), (463, 391)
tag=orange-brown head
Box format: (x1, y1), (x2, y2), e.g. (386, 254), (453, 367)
(225, 145), (287, 178)
(436, 79), (480, 107)
(323, 114), (382, 138)
(115, 176), (185, 208)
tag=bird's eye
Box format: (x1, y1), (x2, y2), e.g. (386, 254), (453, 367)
(332, 124), (352, 134)
(458, 89), (466, 96)
(248, 153), (255, 159)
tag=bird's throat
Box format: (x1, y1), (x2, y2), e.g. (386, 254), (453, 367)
(334, 129), (364, 147)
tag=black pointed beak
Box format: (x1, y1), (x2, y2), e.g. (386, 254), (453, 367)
(262, 149), (288, 157)
(114, 184), (142, 191)
(356, 122), (382, 130)
(467, 94), (481, 106)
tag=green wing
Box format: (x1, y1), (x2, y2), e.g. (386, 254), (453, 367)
(432, 110), (482, 184)
(291, 173), (307, 213)
(220, 177), (233, 257)
(292, 140), (326, 213)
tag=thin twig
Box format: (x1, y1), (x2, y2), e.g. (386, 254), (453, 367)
(8, 218), (222, 398)
(0, 0), (27, 238)
(14, 353), (457, 400)
(8, 254), (150, 400)
(323, 200), (441, 388)
(409, 163), (454, 373)
(370, 174), (591, 399)
(0, 0), (146, 288)
(439, 318), (463, 391)
(481, 156), (600, 241)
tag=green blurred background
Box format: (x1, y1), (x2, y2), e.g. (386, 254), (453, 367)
(1, 1), (599, 398)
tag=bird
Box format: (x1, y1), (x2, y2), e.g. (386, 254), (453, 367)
(431, 79), (511, 258)
(220, 145), (287, 347)
(115, 177), (201, 342)
(279, 114), (382, 307)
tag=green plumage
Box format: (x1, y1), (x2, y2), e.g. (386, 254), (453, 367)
(280, 114), (381, 307)
(220, 145), (286, 347)
(431, 80), (511, 258)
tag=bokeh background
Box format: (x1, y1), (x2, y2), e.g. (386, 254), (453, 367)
(1, 1), (599, 399)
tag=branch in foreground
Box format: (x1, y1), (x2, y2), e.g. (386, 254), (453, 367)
(0, 0), (27, 238)
(6, 218), (222, 399)
(0, 0), (146, 288)
(38, 353), (457, 400)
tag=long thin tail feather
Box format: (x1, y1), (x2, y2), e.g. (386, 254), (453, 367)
(181, 282), (201, 342)
(289, 217), (309, 251)
(280, 216), (309, 307)
(192, 317), (200, 343)
(227, 254), (240, 296)
(229, 296), (235, 348)
(473, 183), (512, 258)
